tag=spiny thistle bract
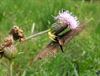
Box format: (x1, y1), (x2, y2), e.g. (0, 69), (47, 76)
(55, 10), (80, 29)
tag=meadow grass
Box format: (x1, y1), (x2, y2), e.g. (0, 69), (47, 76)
(0, 0), (100, 76)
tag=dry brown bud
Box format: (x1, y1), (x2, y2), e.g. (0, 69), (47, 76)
(9, 26), (25, 41)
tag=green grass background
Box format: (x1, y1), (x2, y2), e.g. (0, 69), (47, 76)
(0, 0), (100, 76)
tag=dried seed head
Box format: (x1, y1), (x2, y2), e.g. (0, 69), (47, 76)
(9, 26), (25, 41)
(4, 35), (14, 47)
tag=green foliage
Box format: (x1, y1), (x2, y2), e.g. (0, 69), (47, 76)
(0, 0), (100, 76)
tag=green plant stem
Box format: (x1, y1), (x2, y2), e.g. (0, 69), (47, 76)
(25, 29), (49, 41)
(8, 60), (14, 76)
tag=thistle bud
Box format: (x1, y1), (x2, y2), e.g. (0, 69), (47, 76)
(3, 45), (17, 60)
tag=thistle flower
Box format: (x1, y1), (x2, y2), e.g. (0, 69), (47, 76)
(55, 10), (80, 29)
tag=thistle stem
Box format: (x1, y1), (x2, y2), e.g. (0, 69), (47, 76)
(8, 60), (14, 76)
(25, 29), (49, 41)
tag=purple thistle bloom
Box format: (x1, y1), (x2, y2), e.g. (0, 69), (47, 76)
(55, 10), (80, 29)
